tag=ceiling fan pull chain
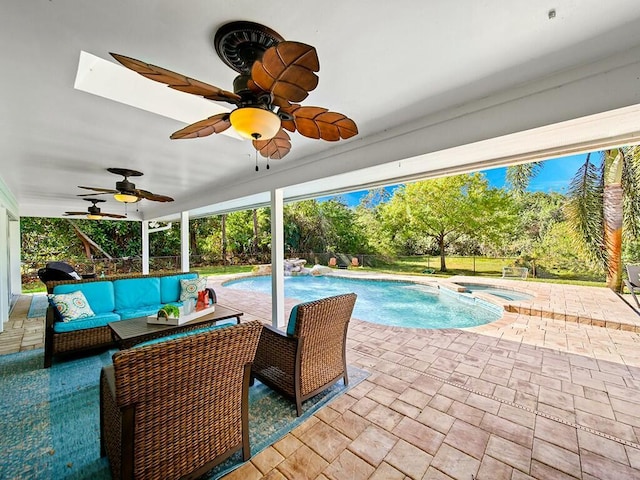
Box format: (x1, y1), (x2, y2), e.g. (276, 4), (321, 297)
(255, 149), (259, 172)
(266, 157), (270, 170)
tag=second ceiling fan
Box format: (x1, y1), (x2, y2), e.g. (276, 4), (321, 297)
(110, 21), (358, 163)
(78, 168), (174, 203)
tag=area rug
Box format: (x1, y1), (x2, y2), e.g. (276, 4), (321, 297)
(0, 349), (368, 479)
(27, 294), (49, 318)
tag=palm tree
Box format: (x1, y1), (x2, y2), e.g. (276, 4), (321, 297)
(507, 146), (640, 291)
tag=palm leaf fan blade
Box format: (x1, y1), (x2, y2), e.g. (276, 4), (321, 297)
(77, 186), (118, 194)
(251, 42), (319, 107)
(277, 104), (300, 132)
(170, 113), (231, 139)
(292, 107), (358, 141)
(253, 129), (291, 159)
(110, 53), (240, 103)
(136, 189), (174, 202)
(334, 117), (358, 139)
(314, 112), (358, 141)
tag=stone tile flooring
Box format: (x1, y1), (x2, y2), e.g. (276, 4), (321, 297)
(4, 273), (640, 479)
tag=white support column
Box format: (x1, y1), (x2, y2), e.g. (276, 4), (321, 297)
(180, 211), (189, 273)
(0, 208), (8, 330)
(9, 218), (21, 296)
(141, 220), (149, 275)
(270, 188), (285, 329)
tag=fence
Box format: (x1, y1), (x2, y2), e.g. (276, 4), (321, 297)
(21, 253), (272, 284)
(22, 253), (523, 285)
(287, 253), (521, 276)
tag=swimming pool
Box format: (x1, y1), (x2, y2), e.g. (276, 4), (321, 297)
(460, 283), (534, 302)
(224, 275), (502, 329)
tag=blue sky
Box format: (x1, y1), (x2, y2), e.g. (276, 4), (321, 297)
(325, 152), (598, 207)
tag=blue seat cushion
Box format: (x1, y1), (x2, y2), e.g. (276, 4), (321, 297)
(52, 281), (115, 315)
(53, 312), (121, 333)
(113, 278), (161, 310)
(286, 301), (315, 336)
(160, 273), (198, 304)
(115, 304), (171, 321)
(116, 301), (182, 321)
(133, 321), (235, 348)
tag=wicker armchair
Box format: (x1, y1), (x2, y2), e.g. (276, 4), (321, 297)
(251, 293), (356, 416)
(100, 320), (262, 480)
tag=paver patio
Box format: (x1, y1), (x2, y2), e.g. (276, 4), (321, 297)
(4, 273), (640, 479)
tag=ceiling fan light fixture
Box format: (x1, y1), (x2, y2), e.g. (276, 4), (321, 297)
(114, 192), (139, 203)
(86, 214), (103, 220)
(230, 107), (281, 140)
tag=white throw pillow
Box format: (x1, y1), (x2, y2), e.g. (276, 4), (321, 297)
(48, 290), (95, 322)
(179, 277), (206, 301)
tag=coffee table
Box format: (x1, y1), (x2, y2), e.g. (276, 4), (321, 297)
(108, 305), (244, 349)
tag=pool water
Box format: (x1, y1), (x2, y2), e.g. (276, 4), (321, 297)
(461, 284), (533, 302)
(224, 275), (502, 329)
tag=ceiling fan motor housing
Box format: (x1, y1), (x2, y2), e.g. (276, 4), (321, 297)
(116, 179), (136, 194)
(214, 21), (284, 75)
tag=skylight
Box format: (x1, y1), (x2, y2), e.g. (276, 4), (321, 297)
(73, 51), (239, 139)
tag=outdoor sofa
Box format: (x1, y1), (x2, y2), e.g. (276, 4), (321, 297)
(44, 271), (214, 368)
(101, 320), (263, 479)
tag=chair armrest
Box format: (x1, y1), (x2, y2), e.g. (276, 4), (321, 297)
(257, 324), (298, 352)
(253, 324), (299, 383)
(205, 287), (217, 304)
(102, 365), (117, 398)
(624, 279), (639, 292)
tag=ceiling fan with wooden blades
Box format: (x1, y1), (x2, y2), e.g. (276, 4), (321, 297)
(77, 168), (174, 203)
(64, 199), (127, 220)
(110, 21), (358, 167)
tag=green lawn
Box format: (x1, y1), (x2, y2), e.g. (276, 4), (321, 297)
(192, 265), (254, 277)
(360, 255), (606, 287)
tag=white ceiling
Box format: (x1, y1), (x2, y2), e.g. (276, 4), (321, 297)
(3, 1), (640, 221)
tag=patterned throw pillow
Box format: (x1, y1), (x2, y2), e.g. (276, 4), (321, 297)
(48, 290), (95, 322)
(179, 277), (206, 301)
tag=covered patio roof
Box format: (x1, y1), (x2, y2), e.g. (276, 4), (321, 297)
(3, 1), (640, 328)
(2, 1), (640, 221)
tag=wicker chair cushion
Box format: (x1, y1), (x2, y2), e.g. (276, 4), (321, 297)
(285, 300), (314, 336)
(53, 311), (120, 333)
(48, 290), (95, 322)
(160, 273), (198, 303)
(179, 277), (207, 301)
(52, 281), (115, 314)
(113, 278), (161, 310)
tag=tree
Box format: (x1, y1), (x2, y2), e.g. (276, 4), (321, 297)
(379, 173), (517, 271)
(507, 147), (640, 291)
(221, 214), (227, 265)
(566, 148), (640, 290)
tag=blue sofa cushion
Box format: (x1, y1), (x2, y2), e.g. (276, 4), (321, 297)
(53, 312), (121, 333)
(115, 304), (175, 321)
(113, 278), (161, 311)
(53, 281), (115, 314)
(160, 273), (198, 304)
